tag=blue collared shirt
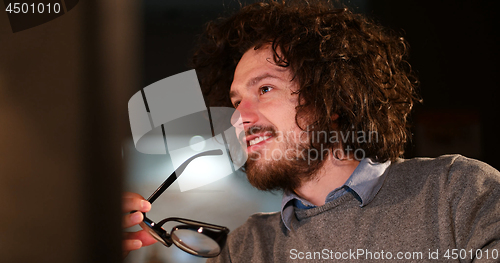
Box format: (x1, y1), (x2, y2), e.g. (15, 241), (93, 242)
(280, 158), (391, 230)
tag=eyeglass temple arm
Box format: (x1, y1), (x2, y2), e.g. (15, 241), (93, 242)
(146, 149), (224, 204)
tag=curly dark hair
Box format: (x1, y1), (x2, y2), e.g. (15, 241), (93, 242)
(192, 0), (420, 162)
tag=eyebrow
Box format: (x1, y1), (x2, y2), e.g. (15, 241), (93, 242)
(247, 73), (282, 87)
(230, 73), (283, 99)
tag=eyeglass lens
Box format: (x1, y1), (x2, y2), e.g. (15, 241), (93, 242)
(172, 229), (220, 257)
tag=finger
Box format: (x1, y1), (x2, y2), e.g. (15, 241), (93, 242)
(124, 230), (158, 247)
(123, 239), (142, 251)
(123, 239), (142, 253)
(123, 211), (143, 228)
(122, 195), (151, 213)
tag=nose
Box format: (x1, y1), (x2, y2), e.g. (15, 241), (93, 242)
(235, 99), (259, 130)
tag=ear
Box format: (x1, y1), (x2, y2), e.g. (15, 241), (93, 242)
(330, 113), (340, 130)
(331, 113), (339, 122)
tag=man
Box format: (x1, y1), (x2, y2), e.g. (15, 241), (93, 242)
(124, 1), (500, 261)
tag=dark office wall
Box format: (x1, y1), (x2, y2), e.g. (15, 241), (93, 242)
(0, 1), (140, 262)
(369, 0), (500, 169)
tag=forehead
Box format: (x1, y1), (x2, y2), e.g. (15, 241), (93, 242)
(230, 46), (292, 92)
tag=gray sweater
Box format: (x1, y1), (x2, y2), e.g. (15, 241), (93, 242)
(208, 155), (500, 262)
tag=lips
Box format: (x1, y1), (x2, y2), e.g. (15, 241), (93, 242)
(249, 135), (272, 146)
(245, 133), (273, 149)
(242, 126), (277, 152)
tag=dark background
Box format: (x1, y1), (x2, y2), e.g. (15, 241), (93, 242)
(142, 0), (500, 170)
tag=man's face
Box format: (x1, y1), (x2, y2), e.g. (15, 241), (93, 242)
(230, 45), (321, 191)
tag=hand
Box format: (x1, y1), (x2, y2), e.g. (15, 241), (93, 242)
(122, 192), (158, 257)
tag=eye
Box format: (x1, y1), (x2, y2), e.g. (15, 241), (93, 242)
(233, 101), (241, 108)
(259, 86), (273, 95)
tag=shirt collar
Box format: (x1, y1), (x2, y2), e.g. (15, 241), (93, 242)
(280, 158), (391, 231)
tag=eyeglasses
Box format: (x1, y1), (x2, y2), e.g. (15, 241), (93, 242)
(139, 149), (230, 258)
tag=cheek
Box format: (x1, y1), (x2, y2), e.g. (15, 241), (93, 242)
(274, 110), (303, 140)
(260, 92), (300, 130)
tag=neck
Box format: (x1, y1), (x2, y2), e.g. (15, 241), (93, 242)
(294, 155), (359, 206)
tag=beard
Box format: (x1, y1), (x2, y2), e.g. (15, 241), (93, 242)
(242, 125), (326, 193)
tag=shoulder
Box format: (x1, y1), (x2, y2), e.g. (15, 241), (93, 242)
(445, 155), (500, 199)
(387, 155), (500, 198)
(407, 156), (500, 249)
(216, 212), (281, 261)
(447, 155), (500, 179)
(405, 154), (496, 174)
(379, 155), (500, 197)
(229, 212), (282, 242)
(246, 211), (282, 225)
(388, 154), (499, 180)
(389, 154), (460, 173)
(208, 212), (281, 263)
(208, 212), (282, 263)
